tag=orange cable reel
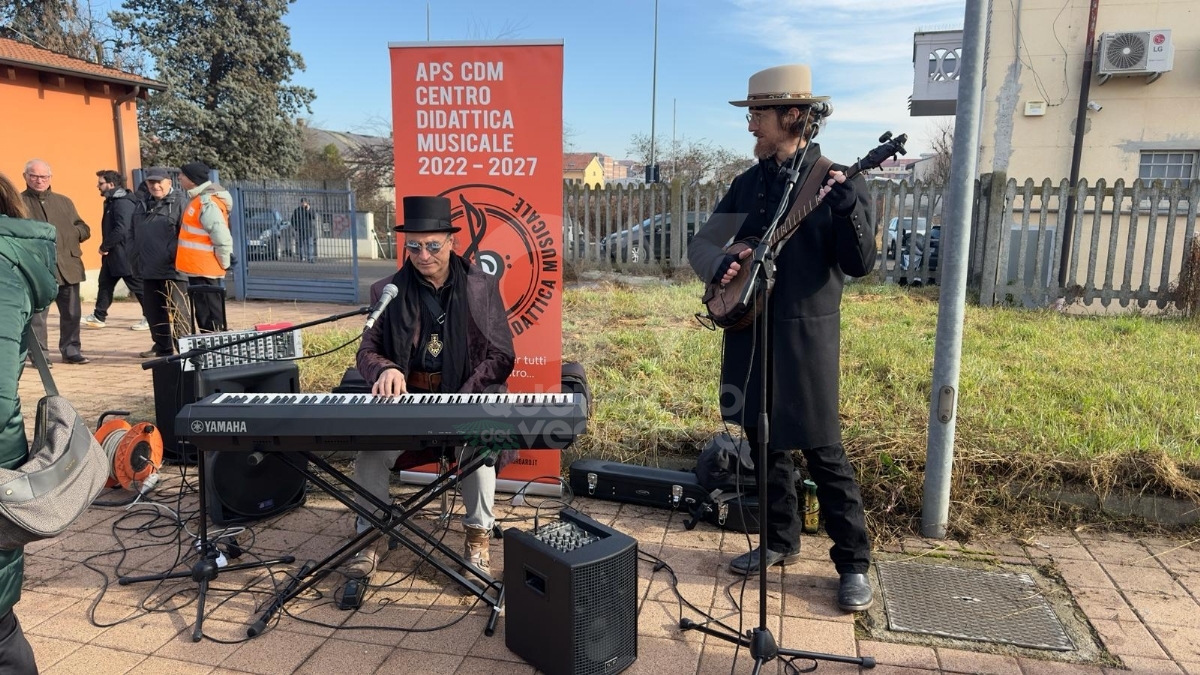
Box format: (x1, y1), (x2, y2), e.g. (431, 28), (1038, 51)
(95, 411), (163, 494)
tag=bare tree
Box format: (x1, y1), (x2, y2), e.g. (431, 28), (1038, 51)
(563, 122), (579, 153)
(1, 0), (138, 69)
(464, 17), (529, 40)
(628, 132), (751, 185)
(924, 118), (954, 216)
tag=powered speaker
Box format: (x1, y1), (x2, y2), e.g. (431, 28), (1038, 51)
(151, 359), (307, 524)
(504, 509), (638, 675)
(205, 451), (307, 525)
(152, 360), (301, 464)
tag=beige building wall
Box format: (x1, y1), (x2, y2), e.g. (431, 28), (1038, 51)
(979, 0), (1200, 182)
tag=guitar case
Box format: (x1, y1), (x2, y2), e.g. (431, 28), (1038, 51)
(568, 458), (761, 533)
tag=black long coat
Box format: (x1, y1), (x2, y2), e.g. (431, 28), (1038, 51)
(99, 188), (137, 278)
(130, 188), (186, 281)
(688, 143), (875, 449)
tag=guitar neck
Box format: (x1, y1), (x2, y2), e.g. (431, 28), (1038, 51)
(765, 161), (863, 249)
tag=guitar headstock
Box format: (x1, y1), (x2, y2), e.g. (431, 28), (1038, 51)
(845, 131), (909, 179)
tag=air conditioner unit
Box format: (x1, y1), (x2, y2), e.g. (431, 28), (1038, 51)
(1096, 30), (1173, 84)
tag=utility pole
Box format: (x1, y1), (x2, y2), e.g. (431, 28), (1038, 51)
(426, 3), (431, 40)
(921, 0), (988, 539)
(648, 0), (659, 183)
(672, 97), (677, 179)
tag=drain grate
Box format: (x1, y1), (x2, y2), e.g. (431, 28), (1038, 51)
(877, 560), (1074, 651)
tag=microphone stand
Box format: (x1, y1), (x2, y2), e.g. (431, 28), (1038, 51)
(120, 302), (376, 642)
(680, 144), (874, 671)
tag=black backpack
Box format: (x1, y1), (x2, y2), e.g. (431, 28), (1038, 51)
(685, 432), (762, 533)
(695, 432), (757, 494)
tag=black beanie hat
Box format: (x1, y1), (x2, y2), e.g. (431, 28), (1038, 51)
(180, 161), (210, 185)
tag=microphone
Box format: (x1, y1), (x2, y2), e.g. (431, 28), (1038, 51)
(808, 101), (833, 117)
(364, 283), (399, 330)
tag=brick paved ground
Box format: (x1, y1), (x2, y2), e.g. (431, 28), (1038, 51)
(15, 299), (1200, 674)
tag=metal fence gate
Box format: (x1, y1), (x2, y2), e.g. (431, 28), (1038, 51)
(228, 183), (360, 303)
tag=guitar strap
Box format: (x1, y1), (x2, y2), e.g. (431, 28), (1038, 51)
(769, 155), (833, 252)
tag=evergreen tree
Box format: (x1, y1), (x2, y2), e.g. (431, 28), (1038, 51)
(111, 0), (314, 179)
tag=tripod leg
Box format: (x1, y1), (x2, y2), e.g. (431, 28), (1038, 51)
(192, 577), (207, 642)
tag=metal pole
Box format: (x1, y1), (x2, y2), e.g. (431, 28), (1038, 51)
(921, 0), (989, 538)
(672, 97), (677, 179)
(649, 0), (658, 181)
(1058, 0), (1101, 289)
(426, 2), (431, 40)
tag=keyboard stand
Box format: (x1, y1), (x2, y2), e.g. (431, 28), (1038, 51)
(248, 448), (504, 638)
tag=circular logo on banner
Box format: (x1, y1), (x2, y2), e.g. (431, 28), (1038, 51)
(437, 184), (558, 336)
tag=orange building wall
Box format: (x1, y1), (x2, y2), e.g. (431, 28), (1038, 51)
(0, 67), (144, 278)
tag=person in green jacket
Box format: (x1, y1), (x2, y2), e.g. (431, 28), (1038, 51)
(0, 171), (56, 673)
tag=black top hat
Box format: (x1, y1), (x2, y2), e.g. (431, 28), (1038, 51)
(394, 195), (460, 233)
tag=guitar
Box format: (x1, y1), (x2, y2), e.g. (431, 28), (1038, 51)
(699, 131), (908, 331)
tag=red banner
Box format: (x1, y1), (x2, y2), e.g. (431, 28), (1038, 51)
(391, 40), (564, 392)
(390, 40), (565, 489)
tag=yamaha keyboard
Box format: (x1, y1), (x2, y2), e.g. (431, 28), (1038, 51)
(176, 392), (587, 452)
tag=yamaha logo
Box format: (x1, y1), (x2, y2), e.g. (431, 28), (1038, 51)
(190, 420), (247, 434)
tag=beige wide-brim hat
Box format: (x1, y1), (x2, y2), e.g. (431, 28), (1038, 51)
(729, 64), (830, 107)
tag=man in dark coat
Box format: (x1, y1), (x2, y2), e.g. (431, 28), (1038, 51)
(83, 170), (146, 330)
(290, 197), (317, 261)
(344, 195), (515, 580)
(20, 159), (91, 365)
(687, 64), (876, 612)
(129, 167), (190, 358)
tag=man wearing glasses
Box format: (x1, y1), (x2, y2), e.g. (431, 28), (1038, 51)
(342, 195), (515, 581)
(688, 64), (876, 612)
(20, 159), (92, 365)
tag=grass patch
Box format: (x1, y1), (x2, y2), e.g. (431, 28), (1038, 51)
(299, 279), (1200, 540)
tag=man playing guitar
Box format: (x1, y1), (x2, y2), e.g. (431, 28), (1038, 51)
(687, 64), (877, 612)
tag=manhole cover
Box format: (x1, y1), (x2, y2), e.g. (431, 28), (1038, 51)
(877, 560), (1074, 651)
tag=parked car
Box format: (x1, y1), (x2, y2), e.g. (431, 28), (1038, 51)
(244, 208), (292, 260)
(601, 211), (710, 263)
(899, 225), (941, 284)
(886, 216), (928, 257)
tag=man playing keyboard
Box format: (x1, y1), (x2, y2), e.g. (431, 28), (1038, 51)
(343, 195), (516, 579)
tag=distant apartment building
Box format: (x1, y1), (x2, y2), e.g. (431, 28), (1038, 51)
(870, 158), (921, 181)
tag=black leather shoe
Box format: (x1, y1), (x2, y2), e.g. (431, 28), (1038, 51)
(837, 572), (874, 611)
(64, 354), (90, 365)
(729, 547), (802, 575)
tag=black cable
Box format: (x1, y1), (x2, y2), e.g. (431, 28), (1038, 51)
(636, 549), (743, 637)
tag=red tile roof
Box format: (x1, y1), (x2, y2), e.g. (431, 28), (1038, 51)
(563, 152), (599, 171)
(0, 37), (165, 91)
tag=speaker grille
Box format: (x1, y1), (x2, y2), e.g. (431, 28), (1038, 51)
(572, 544), (638, 675)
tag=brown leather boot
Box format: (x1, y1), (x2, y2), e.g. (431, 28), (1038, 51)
(464, 525), (491, 576)
(342, 540), (380, 579)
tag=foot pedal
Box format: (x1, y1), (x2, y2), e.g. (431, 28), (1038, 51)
(337, 578), (366, 610)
